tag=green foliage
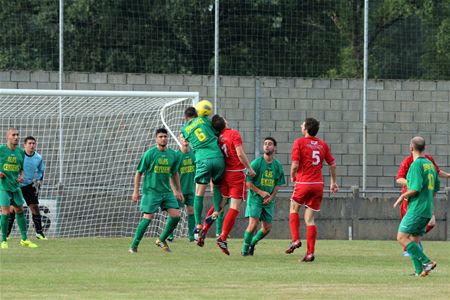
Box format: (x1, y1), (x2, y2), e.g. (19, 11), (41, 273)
(0, 0), (449, 79)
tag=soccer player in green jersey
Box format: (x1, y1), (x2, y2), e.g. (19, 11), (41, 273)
(393, 136), (440, 277)
(181, 107), (225, 238)
(0, 128), (38, 249)
(168, 134), (196, 242)
(241, 137), (285, 256)
(129, 128), (183, 253)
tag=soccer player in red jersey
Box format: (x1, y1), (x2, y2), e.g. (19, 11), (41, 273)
(197, 115), (255, 255)
(287, 117), (338, 262)
(396, 150), (449, 256)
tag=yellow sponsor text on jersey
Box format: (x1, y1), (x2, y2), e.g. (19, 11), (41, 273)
(154, 166), (171, 173)
(180, 165), (195, 174)
(260, 178), (274, 187)
(184, 118), (205, 134)
(422, 163), (435, 172)
(3, 163), (20, 172)
(158, 158), (169, 165)
(7, 156), (17, 163)
(264, 170), (273, 178)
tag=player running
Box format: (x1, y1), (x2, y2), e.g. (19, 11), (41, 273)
(396, 147), (449, 256)
(241, 137), (285, 256)
(287, 118), (338, 262)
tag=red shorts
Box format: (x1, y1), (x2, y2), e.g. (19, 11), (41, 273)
(221, 170), (247, 200)
(291, 183), (324, 211)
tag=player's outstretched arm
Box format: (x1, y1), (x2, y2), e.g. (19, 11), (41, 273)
(439, 170), (450, 179)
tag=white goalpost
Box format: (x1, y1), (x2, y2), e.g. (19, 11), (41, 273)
(0, 89), (199, 238)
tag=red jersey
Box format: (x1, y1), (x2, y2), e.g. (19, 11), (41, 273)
(291, 136), (335, 183)
(218, 128), (245, 171)
(396, 154), (440, 194)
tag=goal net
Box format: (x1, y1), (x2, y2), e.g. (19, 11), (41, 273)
(0, 89), (199, 239)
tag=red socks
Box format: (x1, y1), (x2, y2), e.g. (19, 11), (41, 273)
(220, 208), (239, 241)
(289, 213), (300, 242)
(306, 225), (317, 255)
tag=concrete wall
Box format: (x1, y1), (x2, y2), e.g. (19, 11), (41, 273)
(1, 71), (449, 240)
(1, 70), (448, 190)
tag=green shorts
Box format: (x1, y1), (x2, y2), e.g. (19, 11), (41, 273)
(140, 192), (179, 214)
(195, 157), (225, 185)
(0, 189), (25, 207)
(398, 213), (430, 236)
(178, 193), (194, 207)
(245, 200), (274, 224)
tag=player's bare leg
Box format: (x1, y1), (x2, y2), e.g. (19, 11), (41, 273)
(286, 200), (302, 254)
(301, 207), (316, 262)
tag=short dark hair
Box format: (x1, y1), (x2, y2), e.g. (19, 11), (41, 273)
(411, 136), (425, 152)
(304, 117), (320, 136)
(264, 137), (277, 146)
(184, 107), (198, 118)
(211, 114), (226, 132)
(24, 136), (36, 143)
(155, 128), (168, 136)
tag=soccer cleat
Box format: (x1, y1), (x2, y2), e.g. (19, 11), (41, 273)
(248, 244), (255, 256)
(193, 226), (202, 242)
(205, 213), (218, 225)
(36, 233), (48, 240)
(155, 239), (171, 253)
(420, 261), (437, 277)
(20, 239), (38, 248)
(285, 240), (302, 254)
(128, 247), (138, 254)
(1, 241), (8, 249)
(196, 229), (207, 247)
(408, 272), (420, 277)
(301, 253), (315, 262)
(403, 250), (410, 257)
(216, 237), (230, 256)
(241, 251), (249, 256)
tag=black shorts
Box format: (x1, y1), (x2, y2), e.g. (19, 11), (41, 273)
(21, 184), (39, 205)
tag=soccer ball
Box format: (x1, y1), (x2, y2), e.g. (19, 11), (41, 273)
(195, 100), (213, 117)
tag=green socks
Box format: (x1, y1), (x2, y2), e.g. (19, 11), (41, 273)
(188, 214), (195, 241)
(194, 195), (204, 225)
(242, 231), (254, 253)
(1, 214), (8, 242)
(406, 241), (430, 265)
(16, 212), (28, 240)
(160, 216), (180, 242)
(131, 218), (151, 249)
(213, 186), (222, 212)
(251, 229), (268, 245)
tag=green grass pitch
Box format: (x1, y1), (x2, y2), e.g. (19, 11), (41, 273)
(1, 238), (449, 299)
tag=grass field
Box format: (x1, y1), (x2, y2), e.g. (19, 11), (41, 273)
(1, 238), (449, 299)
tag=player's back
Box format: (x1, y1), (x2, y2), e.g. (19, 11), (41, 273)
(219, 128), (245, 171)
(291, 136), (334, 183)
(182, 116), (222, 160)
(397, 154), (441, 194)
